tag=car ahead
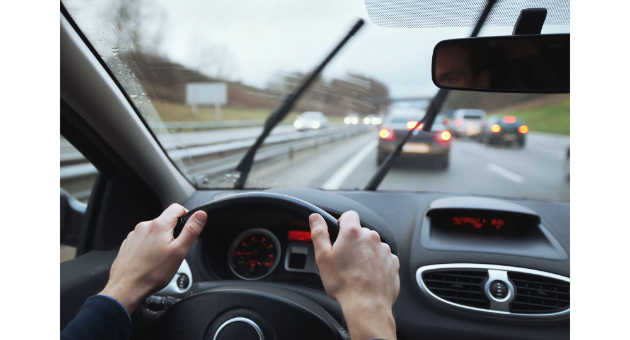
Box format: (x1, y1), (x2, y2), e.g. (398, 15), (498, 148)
(479, 115), (528, 147)
(363, 114), (382, 126)
(294, 111), (328, 131)
(377, 112), (451, 168)
(344, 113), (359, 125)
(449, 109), (487, 138)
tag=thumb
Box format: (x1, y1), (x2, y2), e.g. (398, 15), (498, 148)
(309, 213), (332, 257)
(173, 211), (207, 251)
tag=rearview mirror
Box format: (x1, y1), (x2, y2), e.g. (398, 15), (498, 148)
(432, 34), (569, 93)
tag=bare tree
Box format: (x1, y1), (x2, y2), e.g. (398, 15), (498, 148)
(111, 0), (166, 55)
(191, 43), (239, 80)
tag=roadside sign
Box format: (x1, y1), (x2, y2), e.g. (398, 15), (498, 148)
(185, 82), (228, 119)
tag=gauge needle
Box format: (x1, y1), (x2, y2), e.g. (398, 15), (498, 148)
(235, 252), (253, 255)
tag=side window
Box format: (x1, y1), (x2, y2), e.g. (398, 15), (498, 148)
(60, 135), (99, 263)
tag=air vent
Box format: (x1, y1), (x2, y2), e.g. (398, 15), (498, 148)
(422, 270), (489, 309)
(509, 271), (570, 314)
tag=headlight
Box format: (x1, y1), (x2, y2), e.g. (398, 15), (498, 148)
(371, 117), (382, 125)
(344, 117), (351, 125)
(363, 117), (371, 125)
(311, 121), (320, 129)
(352, 117), (359, 124)
(294, 121), (303, 129)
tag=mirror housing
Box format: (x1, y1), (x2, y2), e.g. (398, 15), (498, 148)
(432, 34), (569, 93)
(60, 188), (86, 247)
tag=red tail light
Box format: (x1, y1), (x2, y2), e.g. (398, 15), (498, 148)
(455, 118), (463, 126)
(406, 121), (424, 130)
(502, 116), (517, 124)
(518, 125), (529, 134)
(481, 119), (487, 127)
(443, 118), (450, 126)
(435, 130), (451, 143)
(491, 124), (501, 133)
(379, 128), (396, 141)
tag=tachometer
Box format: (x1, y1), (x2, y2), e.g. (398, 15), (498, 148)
(228, 228), (281, 280)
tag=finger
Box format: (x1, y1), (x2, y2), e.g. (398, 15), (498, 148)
(369, 229), (381, 243)
(380, 242), (391, 254)
(391, 253), (400, 271)
(172, 210), (207, 250)
(338, 211), (361, 237)
(309, 213), (332, 257)
(155, 203), (188, 228)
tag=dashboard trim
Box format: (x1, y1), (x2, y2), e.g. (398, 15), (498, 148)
(416, 263), (570, 318)
(484, 269), (514, 311)
(155, 259), (193, 296)
(213, 317), (264, 340)
(284, 242), (319, 275)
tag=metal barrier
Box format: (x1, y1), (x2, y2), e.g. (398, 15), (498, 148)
(60, 124), (371, 197)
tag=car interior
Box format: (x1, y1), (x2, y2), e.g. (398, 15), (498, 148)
(60, 1), (570, 339)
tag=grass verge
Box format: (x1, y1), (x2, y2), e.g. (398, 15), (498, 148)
(492, 98), (570, 135)
(151, 101), (346, 124)
(494, 98), (571, 135)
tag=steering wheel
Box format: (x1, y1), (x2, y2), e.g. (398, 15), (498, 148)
(140, 193), (347, 340)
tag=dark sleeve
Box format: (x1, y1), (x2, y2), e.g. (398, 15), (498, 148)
(61, 295), (132, 340)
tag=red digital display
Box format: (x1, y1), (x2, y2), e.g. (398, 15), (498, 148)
(288, 230), (312, 242)
(453, 216), (505, 230)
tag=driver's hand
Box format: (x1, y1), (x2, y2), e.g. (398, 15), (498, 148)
(100, 204), (207, 314)
(309, 211), (399, 340)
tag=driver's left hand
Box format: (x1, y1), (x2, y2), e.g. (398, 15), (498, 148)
(99, 204), (208, 313)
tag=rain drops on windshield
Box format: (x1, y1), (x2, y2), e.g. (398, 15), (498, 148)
(61, 0), (569, 202)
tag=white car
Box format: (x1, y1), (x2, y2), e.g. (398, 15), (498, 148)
(449, 109), (487, 138)
(344, 113), (359, 125)
(364, 114), (382, 126)
(294, 111), (328, 131)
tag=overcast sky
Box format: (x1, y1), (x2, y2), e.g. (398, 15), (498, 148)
(66, 0), (569, 98)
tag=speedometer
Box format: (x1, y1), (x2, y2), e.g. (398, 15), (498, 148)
(228, 228), (281, 280)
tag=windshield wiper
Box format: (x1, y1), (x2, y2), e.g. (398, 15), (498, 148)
(364, 0), (497, 190)
(234, 19), (365, 189)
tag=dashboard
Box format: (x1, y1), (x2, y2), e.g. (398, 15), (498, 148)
(181, 188), (569, 340)
(200, 211), (324, 287)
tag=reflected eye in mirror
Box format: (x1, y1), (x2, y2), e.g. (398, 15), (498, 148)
(432, 34), (569, 93)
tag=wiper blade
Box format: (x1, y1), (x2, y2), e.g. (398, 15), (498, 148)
(364, 0), (497, 191)
(234, 19), (365, 189)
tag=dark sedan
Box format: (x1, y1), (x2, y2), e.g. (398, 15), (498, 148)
(377, 113), (451, 169)
(479, 116), (528, 147)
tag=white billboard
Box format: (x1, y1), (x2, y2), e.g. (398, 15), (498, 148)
(185, 82), (227, 106)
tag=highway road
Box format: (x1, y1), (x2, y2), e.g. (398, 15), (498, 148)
(242, 131), (570, 202)
(60, 124), (299, 165)
(62, 125), (569, 203)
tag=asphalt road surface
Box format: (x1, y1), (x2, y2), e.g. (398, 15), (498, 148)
(245, 130), (570, 202)
(62, 125), (569, 203)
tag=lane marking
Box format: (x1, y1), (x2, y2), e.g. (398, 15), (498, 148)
(322, 140), (378, 190)
(487, 163), (524, 183)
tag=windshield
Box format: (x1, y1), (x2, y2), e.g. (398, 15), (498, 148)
(62, 0), (570, 202)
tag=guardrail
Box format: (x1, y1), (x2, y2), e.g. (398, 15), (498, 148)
(60, 124), (372, 198)
(60, 120), (273, 167)
(148, 120), (269, 131)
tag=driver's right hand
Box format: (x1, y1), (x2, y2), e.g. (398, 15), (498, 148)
(309, 211), (399, 340)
